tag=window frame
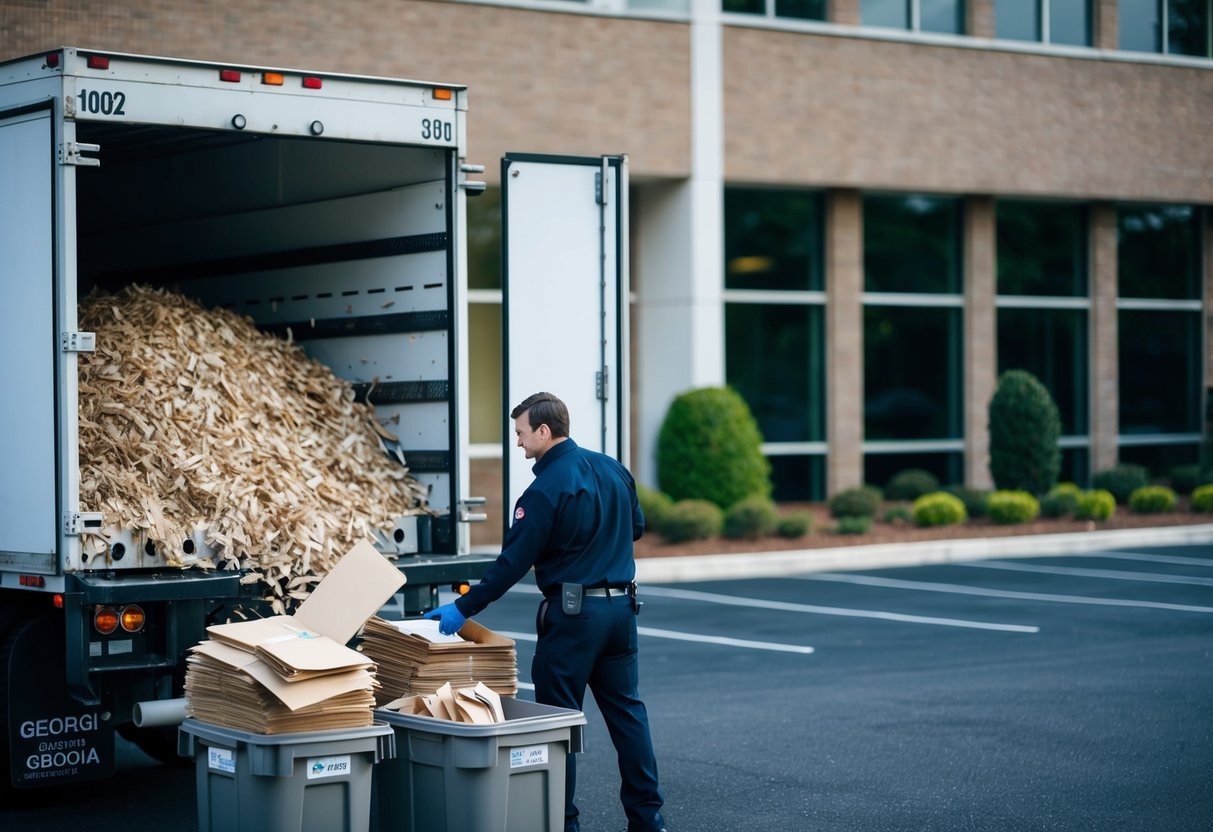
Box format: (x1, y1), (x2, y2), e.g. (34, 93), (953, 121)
(860, 0), (966, 34)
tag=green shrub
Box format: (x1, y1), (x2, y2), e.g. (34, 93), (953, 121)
(986, 490), (1041, 524)
(945, 485), (990, 518)
(1040, 491), (1078, 519)
(775, 512), (813, 538)
(1127, 485), (1178, 514)
(883, 505), (914, 525)
(656, 387), (771, 510)
(637, 485), (674, 534)
(1091, 464), (1151, 504)
(1192, 484), (1213, 513)
(988, 370), (1061, 495)
(1168, 464), (1213, 495)
(912, 492), (967, 527)
(723, 496), (778, 540)
(660, 499), (724, 543)
(884, 469), (940, 502)
(1075, 489), (1116, 521)
(835, 515), (873, 535)
(829, 486), (883, 519)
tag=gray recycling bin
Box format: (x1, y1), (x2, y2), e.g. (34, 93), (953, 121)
(179, 719), (395, 832)
(376, 697), (586, 832)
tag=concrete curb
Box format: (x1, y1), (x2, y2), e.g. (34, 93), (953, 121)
(633, 523), (1213, 584)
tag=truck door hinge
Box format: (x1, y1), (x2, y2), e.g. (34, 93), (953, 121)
(65, 512), (104, 536)
(596, 367), (609, 402)
(62, 331), (96, 352)
(457, 496), (487, 523)
(459, 163), (486, 197)
(59, 141), (101, 167)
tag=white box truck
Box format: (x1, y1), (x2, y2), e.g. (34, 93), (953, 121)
(0, 47), (629, 796)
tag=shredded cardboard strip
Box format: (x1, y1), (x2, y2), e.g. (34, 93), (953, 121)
(77, 285), (430, 610)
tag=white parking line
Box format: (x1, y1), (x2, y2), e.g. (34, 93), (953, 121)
(799, 572), (1213, 613)
(640, 586), (1039, 633)
(1096, 550), (1213, 568)
(493, 626), (815, 655)
(958, 559), (1213, 587)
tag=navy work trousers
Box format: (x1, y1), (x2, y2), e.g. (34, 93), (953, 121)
(533, 592), (665, 832)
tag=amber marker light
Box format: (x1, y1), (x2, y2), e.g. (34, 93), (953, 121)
(94, 606), (120, 635)
(121, 604), (146, 633)
(433, 88), (453, 101)
(262, 72), (285, 86)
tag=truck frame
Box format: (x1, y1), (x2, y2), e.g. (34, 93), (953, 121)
(0, 46), (545, 795)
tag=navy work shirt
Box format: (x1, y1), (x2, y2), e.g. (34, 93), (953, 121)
(455, 438), (645, 616)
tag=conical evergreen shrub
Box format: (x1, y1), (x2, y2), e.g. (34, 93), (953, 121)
(988, 370), (1061, 495)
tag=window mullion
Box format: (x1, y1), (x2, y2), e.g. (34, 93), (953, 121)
(1040, 0), (1050, 43)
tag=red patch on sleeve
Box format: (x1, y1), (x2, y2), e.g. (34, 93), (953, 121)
(514, 506), (526, 521)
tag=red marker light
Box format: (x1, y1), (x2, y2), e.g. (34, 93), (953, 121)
(86, 55), (110, 70)
(53, 594), (65, 609)
(94, 606), (120, 635)
(220, 69), (241, 83)
(19, 575), (45, 587)
(302, 76), (322, 89)
(46, 52), (61, 68)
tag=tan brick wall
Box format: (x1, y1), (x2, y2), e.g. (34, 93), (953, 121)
(964, 197), (995, 489)
(1, 0), (692, 182)
(723, 28), (1213, 203)
(828, 0), (859, 27)
(826, 189), (863, 494)
(1089, 203), (1119, 474)
(1094, 0), (1118, 51)
(968, 0), (995, 38)
(469, 456), (505, 547)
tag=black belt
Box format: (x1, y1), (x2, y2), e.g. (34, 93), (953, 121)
(584, 586), (628, 598)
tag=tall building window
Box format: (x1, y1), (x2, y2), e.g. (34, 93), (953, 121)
(1120, 0), (1213, 57)
(724, 188), (827, 500)
(996, 0), (1092, 46)
(1117, 204), (1203, 476)
(861, 0), (965, 34)
(863, 194), (964, 488)
(722, 0), (826, 20)
(995, 201), (1090, 482)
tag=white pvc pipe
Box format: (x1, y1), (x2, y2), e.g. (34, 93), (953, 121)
(132, 697), (188, 728)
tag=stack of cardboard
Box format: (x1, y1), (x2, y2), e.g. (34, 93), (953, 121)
(359, 617), (518, 705)
(184, 540), (405, 734)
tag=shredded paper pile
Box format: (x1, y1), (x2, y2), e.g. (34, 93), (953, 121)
(77, 285), (427, 610)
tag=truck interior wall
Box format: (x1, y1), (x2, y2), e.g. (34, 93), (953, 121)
(71, 128), (456, 547)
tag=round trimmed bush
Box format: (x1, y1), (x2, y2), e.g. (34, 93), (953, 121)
(656, 387), (771, 510)
(912, 492), (967, 528)
(829, 486), (883, 519)
(1127, 485), (1178, 514)
(661, 499), (724, 543)
(1075, 489), (1116, 521)
(637, 485), (674, 534)
(1040, 483), (1081, 518)
(776, 511), (813, 539)
(944, 485), (990, 518)
(835, 515), (873, 535)
(1169, 464), (1213, 495)
(885, 469), (940, 502)
(988, 370), (1061, 495)
(723, 496), (778, 540)
(883, 505), (914, 525)
(1192, 484), (1213, 513)
(1092, 464), (1150, 504)
(986, 490), (1041, 525)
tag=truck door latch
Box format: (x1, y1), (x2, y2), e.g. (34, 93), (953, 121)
(457, 496), (487, 523)
(62, 331), (96, 352)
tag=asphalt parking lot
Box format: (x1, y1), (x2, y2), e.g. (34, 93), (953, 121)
(5, 542), (1211, 832)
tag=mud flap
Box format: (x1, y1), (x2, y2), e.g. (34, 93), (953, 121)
(2, 615), (115, 789)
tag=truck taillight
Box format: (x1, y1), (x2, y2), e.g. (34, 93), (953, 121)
(302, 76), (322, 89)
(86, 55), (110, 70)
(121, 605), (146, 633)
(94, 606), (120, 635)
(19, 575), (45, 587)
(220, 69), (241, 83)
(46, 52), (60, 68)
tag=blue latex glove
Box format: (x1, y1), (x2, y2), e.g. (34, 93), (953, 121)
(425, 602), (467, 636)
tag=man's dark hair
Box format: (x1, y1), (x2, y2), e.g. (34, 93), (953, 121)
(511, 392), (570, 438)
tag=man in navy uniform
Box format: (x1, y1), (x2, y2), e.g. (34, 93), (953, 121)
(427, 391), (666, 832)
